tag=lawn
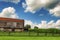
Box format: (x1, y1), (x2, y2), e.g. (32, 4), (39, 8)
(0, 36), (60, 40)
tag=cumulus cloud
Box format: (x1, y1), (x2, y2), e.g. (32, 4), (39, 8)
(22, 0), (59, 13)
(22, 0), (60, 17)
(47, 20), (55, 28)
(0, 0), (20, 4)
(25, 20), (37, 28)
(49, 4), (60, 17)
(55, 20), (60, 28)
(25, 20), (60, 29)
(0, 7), (19, 19)
(37, 21), (47, 28)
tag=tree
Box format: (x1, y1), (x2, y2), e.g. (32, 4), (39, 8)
(24, 24), (31, 31)
(34, 26), (38, 32)
(34, 26), (39, 36)
(34, 26), (38, 29)
(24, 24), (31, 36)
(47, 28), (57, 36)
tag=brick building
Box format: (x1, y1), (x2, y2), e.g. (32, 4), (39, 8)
(0, 17), (24, 31)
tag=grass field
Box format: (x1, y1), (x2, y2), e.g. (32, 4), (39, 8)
(0, 31), (60, 40)
(0, 31), (60, 36)
(0, 32), (60, 40)
(0, 36), (60, 40)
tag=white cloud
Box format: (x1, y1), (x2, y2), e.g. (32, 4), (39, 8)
(25, 20), (48, 29)
(1, 0), (20, 4)
(56, 20), (60, 25)
(37, 21), (47, 28)
(0, 7), (19, 19)
(22, 0), (60, 17)
(22, 2), (27, 9)
(22, 0), (59, 13)
(25, 20), (37, 28)
(49, 4), (60, 17)
(25, 20), (60, 29)
(55, 20), (60, 28)
(47, 20), (55, 28)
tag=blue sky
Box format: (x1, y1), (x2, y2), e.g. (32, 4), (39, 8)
(0, 0), (60, 23)
(0, 0), (60, 28)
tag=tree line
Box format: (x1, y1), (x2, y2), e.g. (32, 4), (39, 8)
(24, 24), (60, 36)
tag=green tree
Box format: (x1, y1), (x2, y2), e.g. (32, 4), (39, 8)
(34, 26), (39, 36)
(47, 28), (57, 36)
(24, 24), (31, 36)
(24, 24), (31, 31)
(34, 26), (38, 29)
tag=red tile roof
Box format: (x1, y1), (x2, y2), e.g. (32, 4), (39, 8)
(0, 17), (24, 22)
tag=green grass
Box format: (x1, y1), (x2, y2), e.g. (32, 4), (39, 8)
(0, 31), (60, 37)
(0, 31), (60, 40)
(0, 36), (60, 40)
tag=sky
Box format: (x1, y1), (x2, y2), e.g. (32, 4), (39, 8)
(0, 0), (60, 28)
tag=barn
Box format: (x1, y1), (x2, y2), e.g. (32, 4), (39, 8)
(0, 17), (24, 31)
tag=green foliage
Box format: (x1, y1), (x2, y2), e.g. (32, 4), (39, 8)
(24, 24), (31, 30)
(24, 25), (60, 34)
(34, 26), (38, 29)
